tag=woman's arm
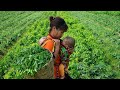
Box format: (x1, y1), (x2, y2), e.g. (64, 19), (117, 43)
(41, 38), (60, 62)
(53, 39), (60, 60)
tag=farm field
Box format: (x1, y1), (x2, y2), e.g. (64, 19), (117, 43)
(0, 11), (120, 79)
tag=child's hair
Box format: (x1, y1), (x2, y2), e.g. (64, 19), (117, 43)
(63, 36), (75, 48)
(49, 16), (68, 33)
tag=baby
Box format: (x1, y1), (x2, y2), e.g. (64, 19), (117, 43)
(38, 36), (75, 79)
(59, 36), (75, 79)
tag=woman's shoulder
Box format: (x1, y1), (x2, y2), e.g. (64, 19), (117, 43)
(42, 37), (55, 52)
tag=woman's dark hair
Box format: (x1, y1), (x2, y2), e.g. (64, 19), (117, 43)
(49, 16), (68, 33)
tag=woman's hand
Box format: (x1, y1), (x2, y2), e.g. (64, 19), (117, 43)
(53, 39), (60, 45)
(65, 68), (69, 74)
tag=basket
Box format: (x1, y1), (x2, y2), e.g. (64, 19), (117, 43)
(25, 55), (54, 79)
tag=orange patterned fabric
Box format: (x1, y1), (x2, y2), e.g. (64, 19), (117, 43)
(42, 35), (61, 78)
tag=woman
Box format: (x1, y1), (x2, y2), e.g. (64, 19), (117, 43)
(39, 16), (68, 79)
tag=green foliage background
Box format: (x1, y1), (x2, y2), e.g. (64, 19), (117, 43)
(0, 11), (120, 79)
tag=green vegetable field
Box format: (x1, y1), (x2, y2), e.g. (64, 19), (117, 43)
(0, 11), (120, 79)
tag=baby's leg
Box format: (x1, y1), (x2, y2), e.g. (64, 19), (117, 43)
(59, 63), (65, 79)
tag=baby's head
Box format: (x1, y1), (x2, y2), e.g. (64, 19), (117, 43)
(62, 36), (75, 54)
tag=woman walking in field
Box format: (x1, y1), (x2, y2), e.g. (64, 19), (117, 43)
(39, 16), (69, 79)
